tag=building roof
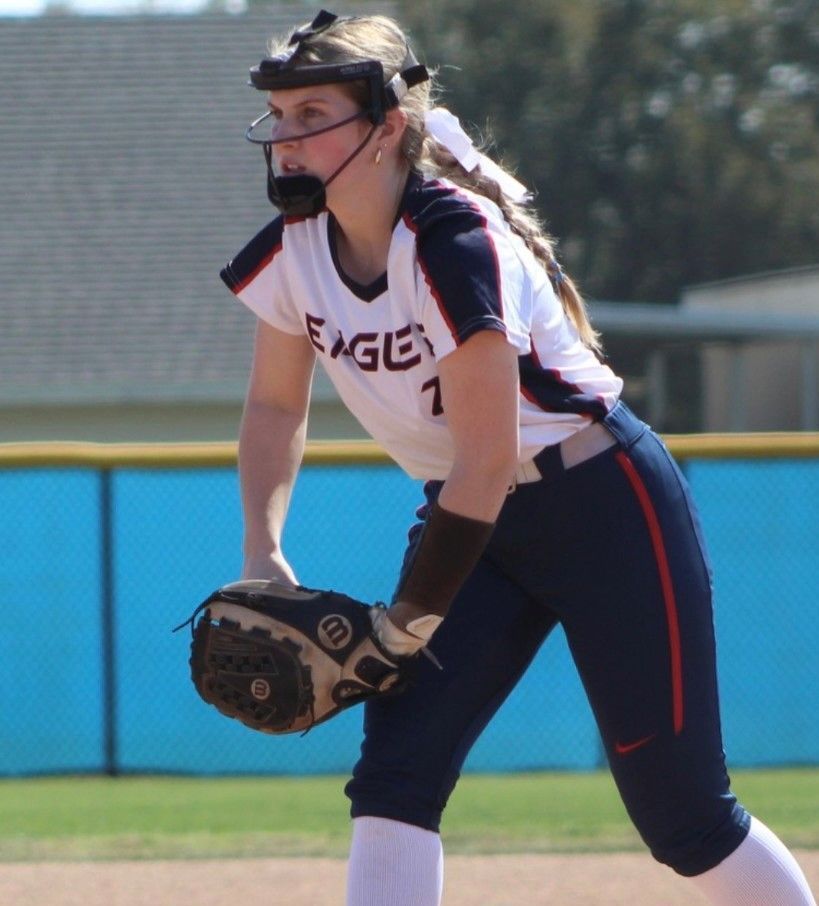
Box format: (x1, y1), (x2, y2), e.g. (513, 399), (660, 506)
(680, 264), (819, 317)
(682, 263), (819, 294)
(0, 9), (364, 406)
(588, 301), (819, 341)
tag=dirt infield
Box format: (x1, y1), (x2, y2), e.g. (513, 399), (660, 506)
(1, 852), (817, 905)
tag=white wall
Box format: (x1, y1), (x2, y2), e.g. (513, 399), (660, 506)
(683, 268), (819, 430)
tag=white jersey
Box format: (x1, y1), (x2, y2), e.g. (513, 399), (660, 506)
(221, 172), (623, 480)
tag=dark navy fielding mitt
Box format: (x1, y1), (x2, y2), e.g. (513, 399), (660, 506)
(180, 580), (411, 734)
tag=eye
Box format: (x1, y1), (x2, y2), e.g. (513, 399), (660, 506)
(301, 106), (323, 119)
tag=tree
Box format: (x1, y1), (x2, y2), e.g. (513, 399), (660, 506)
(401, 0), (819, 302)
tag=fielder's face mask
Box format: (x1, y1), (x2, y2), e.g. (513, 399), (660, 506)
(245, 9), (429, 216)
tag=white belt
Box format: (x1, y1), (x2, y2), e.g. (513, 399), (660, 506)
(513, 422), (617, 486)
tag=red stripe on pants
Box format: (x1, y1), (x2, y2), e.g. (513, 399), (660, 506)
(615, 450), (684, 735)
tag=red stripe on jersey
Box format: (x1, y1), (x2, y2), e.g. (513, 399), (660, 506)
(615, 450), (685, 736)
(232, 241), (283, 295)
(403, 181), (505, 346)
(520, 384), (540, 408)
(437, 181), (505, 334)
(518, 336), (608, 418)
(528, 340), (583, 395)
(403, 210), (458, 339)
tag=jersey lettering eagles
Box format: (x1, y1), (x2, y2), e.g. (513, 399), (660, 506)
(221, 172), (623, 480)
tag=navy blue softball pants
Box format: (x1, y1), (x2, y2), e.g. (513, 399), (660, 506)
(345, 402), (750, 877)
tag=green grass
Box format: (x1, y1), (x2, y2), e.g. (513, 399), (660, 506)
(0, 769), (816, 862)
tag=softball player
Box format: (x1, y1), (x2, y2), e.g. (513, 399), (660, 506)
(222, 10), (816, 905)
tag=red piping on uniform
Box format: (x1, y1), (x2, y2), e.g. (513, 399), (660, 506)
(403, 184), (505, 345)
(404, 211), (458, 338)
(234, 242), (283, 295)
(615, 450), (684, 735)
(402, 211), (457, 339)
(526, 336), (584, 398)
(427, 181), (505, 327)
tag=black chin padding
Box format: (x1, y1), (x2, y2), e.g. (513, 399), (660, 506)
(267, 173), (327, 217)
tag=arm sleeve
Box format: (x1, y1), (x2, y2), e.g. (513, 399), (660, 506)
(415, 202), (532, 362)
(220, 216), (304, 336)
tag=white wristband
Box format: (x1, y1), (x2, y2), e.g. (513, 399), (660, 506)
(374, 609), (443, 656)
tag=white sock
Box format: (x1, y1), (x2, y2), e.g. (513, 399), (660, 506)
(346, 815), (444, 906)
(691, 816), (816, 905)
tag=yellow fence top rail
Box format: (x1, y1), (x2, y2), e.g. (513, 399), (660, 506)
(0, 439), (387, 468)
(0, 433), (818, 468)
(664, 432), (819, 458)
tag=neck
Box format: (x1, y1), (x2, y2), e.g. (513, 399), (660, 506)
(329, 165), (410, 283)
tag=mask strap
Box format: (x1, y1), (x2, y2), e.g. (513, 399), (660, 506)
(385, 44), (429, 109)
(322, 122), (379, 190)
(424, 107), (531, 204)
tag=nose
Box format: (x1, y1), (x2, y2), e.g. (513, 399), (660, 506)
(270, 126), (300, 170)
(271, 125), (299, 149)
(269, 112), (303, 147)
(271, 138), (299, 166)
(277, 132), (300, 149)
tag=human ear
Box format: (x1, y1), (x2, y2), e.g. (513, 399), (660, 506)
(379, 107), (408, 145)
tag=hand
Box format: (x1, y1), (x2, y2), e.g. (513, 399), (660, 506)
(240, 550), (299, 586)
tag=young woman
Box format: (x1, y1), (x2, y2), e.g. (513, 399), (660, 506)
(221, 10), (816, 906)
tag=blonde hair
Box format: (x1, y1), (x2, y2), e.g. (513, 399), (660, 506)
(272, 15), (601, 352)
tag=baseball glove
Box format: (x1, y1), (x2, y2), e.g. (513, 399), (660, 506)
(179, 580), (413, 735)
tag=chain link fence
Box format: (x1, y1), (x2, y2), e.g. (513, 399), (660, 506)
(0, 442), (817, 776)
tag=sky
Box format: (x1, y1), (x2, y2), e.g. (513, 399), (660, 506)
(0, 0), (207, 13)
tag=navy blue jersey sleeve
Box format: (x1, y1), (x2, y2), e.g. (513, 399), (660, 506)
(406, 185), (530, 360)
(416, 205), (505, 344)
(220, 214), (286, 295)
(219, 214), (304, 335)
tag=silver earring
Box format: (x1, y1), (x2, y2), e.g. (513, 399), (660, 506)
(375, 146), (383, 165)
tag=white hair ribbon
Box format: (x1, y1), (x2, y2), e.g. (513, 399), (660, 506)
(424, 107), (531, 204)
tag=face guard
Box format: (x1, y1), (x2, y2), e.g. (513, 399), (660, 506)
(244, 9), (429, 216)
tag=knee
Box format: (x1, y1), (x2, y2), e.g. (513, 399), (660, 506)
(345, 768), (453, 834)
(637, 800), (751, 876)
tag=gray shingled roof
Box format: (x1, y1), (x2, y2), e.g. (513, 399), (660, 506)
(0, 8), (380, 405)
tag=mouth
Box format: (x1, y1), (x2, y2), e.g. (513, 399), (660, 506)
(278, 161), (308, 176)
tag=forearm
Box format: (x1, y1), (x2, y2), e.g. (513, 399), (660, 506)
(387, 452), (514, 647)
(379, 330), (523, 656)
(437, 454), (514, 523)
(238, 398), (307, 569)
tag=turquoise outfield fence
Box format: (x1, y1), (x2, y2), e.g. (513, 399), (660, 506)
(0, 438), (817, 776)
